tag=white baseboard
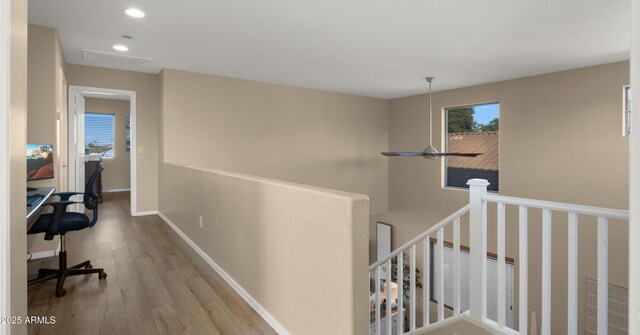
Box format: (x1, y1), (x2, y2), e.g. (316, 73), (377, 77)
(157, 212), (289, 335)
(28, 241), (61, 260)
(133, 210), (159, 216)
(103, 188), (130, 193)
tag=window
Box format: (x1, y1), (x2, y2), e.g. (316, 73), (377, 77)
(85, 113), (115, 158)
(445, 103), (499, 192)
(126, 113), (131, 151)
(429, 239), (515, 327)
(625, 86), (631, 136)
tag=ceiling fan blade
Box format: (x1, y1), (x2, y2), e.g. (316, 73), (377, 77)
(436, 152), (483, 157)
(381, 152), (425, 157)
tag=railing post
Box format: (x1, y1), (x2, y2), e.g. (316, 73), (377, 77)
(467, 178), (489, 322)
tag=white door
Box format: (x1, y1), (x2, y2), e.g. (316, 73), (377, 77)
(58, 72), (68, 192)
(71, 92), (85, 212)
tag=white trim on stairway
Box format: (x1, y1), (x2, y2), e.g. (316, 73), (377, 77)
(157, 212), (290, 335)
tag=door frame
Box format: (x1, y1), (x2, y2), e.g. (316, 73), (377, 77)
(68, 85), (138, 215)
(0, 0), (11, 331)
(629, 0), (640, 332)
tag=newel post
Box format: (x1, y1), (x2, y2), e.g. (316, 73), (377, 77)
(468, 178), (489, 322)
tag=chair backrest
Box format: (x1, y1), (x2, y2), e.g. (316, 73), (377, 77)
(84, 166), (103, 211)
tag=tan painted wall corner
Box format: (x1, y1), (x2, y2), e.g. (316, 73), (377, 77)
(160, 68), (389, 214)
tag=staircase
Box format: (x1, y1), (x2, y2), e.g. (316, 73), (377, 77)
(369, 179), (629, 335)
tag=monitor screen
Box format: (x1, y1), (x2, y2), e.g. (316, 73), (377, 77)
(27, 144), (54, 181)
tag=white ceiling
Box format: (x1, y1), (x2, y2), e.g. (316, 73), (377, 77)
(28, 0), (630, 99)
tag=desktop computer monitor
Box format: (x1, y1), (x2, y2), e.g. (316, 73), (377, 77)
(27, 143), (54, 181)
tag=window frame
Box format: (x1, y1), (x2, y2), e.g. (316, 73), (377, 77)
(443, 101), (500, 192)
(624, 85), (631, 137)
(84, 112), (116, 159)
(125, 113), (131, 152)
(428, 237), (515, 327)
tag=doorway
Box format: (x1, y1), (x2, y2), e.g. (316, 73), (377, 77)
(68, 86), (138, 215)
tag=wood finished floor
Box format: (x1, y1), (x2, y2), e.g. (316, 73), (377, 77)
(27, 192), (277, 335)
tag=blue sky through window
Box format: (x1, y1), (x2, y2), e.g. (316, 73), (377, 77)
(85, 113), (114, 158)
(473, 103), (499, 125)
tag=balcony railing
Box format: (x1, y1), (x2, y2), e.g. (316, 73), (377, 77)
(369, 179), (629, 335)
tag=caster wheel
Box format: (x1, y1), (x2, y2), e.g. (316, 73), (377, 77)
(55, 288), (66, 297)
(98, 272), (107, 280)
(86, 264), (93, 269)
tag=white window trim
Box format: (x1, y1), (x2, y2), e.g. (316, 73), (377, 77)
(125, 113), (131, 152)
(442, 102), (500, 192)
(624, 85), (631, 137)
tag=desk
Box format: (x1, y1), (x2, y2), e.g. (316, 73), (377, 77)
(26, 187), (55, 220)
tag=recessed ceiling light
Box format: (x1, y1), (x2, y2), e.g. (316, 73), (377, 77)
(113, 44), (129, 52)
(125, 8), (145, 18)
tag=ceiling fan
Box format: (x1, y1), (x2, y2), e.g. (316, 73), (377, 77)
(381, 77), (482, 159)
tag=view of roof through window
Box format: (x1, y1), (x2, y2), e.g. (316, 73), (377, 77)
(445, 103), (499, 192)
(85, 113), (115, 158)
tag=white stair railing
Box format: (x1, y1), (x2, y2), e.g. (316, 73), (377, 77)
(369, 178), (629, 335)
(369, 205), (470, 334)
(473, 180), (629, 335)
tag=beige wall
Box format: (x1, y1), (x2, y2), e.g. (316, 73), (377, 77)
(160, 69), (389, 214)
(158, 70), (385, 333)
(85, 98), (131, 191)
(26, 25), (64, 188)
(26, 25), (55, 155)
(160, 163), (369, 335)
(26, 25), (67, 254)
(66, 65), (159, 212)
(10, 0), (28, 333)
(385, 61), (630, 333)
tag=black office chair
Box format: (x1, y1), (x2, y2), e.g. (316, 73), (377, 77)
(28, 166), (107, 297)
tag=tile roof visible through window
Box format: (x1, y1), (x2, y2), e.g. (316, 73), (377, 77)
(447, 132), (498, 171)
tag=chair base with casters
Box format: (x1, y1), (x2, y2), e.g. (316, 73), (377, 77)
(28, 234), (106, 297)
(28, 166), (107, 297)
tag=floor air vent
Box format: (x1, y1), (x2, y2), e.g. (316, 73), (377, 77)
(585, 277), (628, 335)
(81, 49), (152, 67)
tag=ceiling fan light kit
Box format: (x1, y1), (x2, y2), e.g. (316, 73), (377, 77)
(381, 77), (482, 159)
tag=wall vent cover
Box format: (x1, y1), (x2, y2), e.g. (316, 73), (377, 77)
(585, 277), (628, 335)
(81, 49), (152, 67)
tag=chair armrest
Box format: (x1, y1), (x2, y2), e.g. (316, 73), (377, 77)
(42, 200), (77, 208)
(53, 192), (84, 201)
(41, 201), (78, 237)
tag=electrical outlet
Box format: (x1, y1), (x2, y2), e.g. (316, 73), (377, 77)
(198, 216), (203, 229)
